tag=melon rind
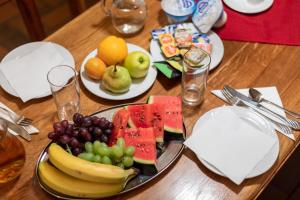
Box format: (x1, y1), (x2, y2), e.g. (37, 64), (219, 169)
(133, 157), (156, 165)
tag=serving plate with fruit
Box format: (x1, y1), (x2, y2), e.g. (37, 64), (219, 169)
(80, 36), (157, 100)
(36, 96), (185, 199)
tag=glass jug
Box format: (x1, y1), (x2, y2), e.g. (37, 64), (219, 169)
(101, 0), (147, 34)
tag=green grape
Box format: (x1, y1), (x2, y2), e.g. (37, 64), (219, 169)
(78, 152), (94, 162)
(117, 162), (124, 169)
(117, 138), (126, 149)
(85, 142), (93, 153)
(111, 145), (123, 158)
(98, 146), (111, 157)
(122, 156), (134, 168)
(93, 154), (101, 163)
(124, 146), (135, 157)
(100, 142), (107, 147)
(93, 140), (102, 154)
(112, 156), (122, 163)
(102, 156), (112, 165)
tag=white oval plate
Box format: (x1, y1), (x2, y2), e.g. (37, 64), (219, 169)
(80, 43), (157, 100)
(0, 42), (75, 98)
(150, 23), (224, 71)
(224, 0), (274, 14)
(193, 106), (279, 178)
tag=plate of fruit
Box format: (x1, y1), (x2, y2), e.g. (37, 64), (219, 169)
(80, 36), (157, 100)
(36, 96), (186, 199)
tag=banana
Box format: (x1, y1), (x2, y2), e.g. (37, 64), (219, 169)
(39, 161), (124, 198)
(48, 143), (136, 184)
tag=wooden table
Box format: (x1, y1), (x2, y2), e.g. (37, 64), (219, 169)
(1, 1), (300, 199)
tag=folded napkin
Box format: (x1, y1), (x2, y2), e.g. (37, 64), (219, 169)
(0, 43), (64, 102)
(184, 107), (277, 185)
(0, 102), (39, 135)
(211, 87), (295, 141)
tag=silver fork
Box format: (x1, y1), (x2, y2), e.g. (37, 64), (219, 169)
(0, 107), (33, 126)
(224, 86), (300, 130)
(221, 89), (293, 135)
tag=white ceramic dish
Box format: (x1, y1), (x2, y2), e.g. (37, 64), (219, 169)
(223, 0), (274, 14)
(150, 23), (224, 71)
(80, 43), (157, 100)
(192, 106), (279, 178)
(0, 42), (75, 98)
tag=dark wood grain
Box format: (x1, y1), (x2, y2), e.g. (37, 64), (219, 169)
(0, 1), (299, 199)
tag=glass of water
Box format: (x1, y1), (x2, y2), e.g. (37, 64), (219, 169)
(182, 47), (211, 106)
(102, 0), (147, 34)
(47, 65), (80, 121)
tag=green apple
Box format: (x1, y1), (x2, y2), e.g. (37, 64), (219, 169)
(124, 51), (150, 78)
(102, 65), (132, 93)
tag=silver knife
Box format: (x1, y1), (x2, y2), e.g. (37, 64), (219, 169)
(224, 85), (300, 130)
(1, 118), (32, 141)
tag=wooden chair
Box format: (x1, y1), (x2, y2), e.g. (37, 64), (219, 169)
(1, 0), (86, 41)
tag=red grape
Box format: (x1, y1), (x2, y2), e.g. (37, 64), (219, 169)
(72, 129), (79, 137)
(65, 124), (74, 135)
(82, 116), (92, 127)
(59, 135), (71, 144)
(70, 137), (80, 148)
(84, 132), (92, 141)
(73, 113), (83, 125)
(91, 116), (100, 126)
(93, 127), (102, 137)
(100, 134), (108, 143)
(61, 120), (69, 128)
(48, 132), (57, 140)
(72, 147), (83, 156)
(104, 129), (112, 135)
(107, 122), (114, 129)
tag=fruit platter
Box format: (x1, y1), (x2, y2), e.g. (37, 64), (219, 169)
(80, 36), (157, 100)
(35, 96), (185, 199)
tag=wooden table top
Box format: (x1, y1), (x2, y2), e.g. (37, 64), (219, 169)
(1, 1), (300, 199)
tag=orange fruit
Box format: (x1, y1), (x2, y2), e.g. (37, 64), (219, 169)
(84, 57), (106, 80)
(97, 36), (128, 65)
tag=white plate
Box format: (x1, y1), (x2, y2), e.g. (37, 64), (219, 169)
(193, 106), (279, 178)
(80, 43), (157, 100)
(150, 24), (224, 71)
(224, 0), (274, 14)
(0, 42), (75, 98)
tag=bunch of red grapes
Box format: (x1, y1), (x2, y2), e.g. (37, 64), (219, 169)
(48, 113), (114, 156)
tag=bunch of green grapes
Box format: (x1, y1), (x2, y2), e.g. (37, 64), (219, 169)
(78, 138), (135, 169)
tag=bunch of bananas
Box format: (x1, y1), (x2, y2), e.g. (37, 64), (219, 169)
(38, 143), (137, 198)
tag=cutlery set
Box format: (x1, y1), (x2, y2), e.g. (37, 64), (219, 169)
(0, 106), (33, 141)
(222, 85), (300, 136)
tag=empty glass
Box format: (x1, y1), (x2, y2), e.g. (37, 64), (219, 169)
(47, 65), (80, 121)
(182, 48), (211, 106)
(101, 0), (147, 34)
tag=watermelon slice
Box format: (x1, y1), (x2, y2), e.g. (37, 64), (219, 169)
(126, 104), (165, 143)
(124, 128), (156, 165)
(148, 96), (183, 134)
(109, 108), (129, 146)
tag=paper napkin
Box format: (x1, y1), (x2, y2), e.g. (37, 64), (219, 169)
(0, 102), (39, 135)
(0, 43), (64, 102)
(211, 87), (295, 141)
(184, 107), (277, 185)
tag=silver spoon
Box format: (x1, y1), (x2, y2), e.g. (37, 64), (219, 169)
(249, 88), (300, 119)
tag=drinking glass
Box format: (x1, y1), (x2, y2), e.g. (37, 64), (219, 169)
(47, 65), (80, 121)
(101, 0), (147, 34)
(0, 118), (25, 185)
(182, 48), (211, 106)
